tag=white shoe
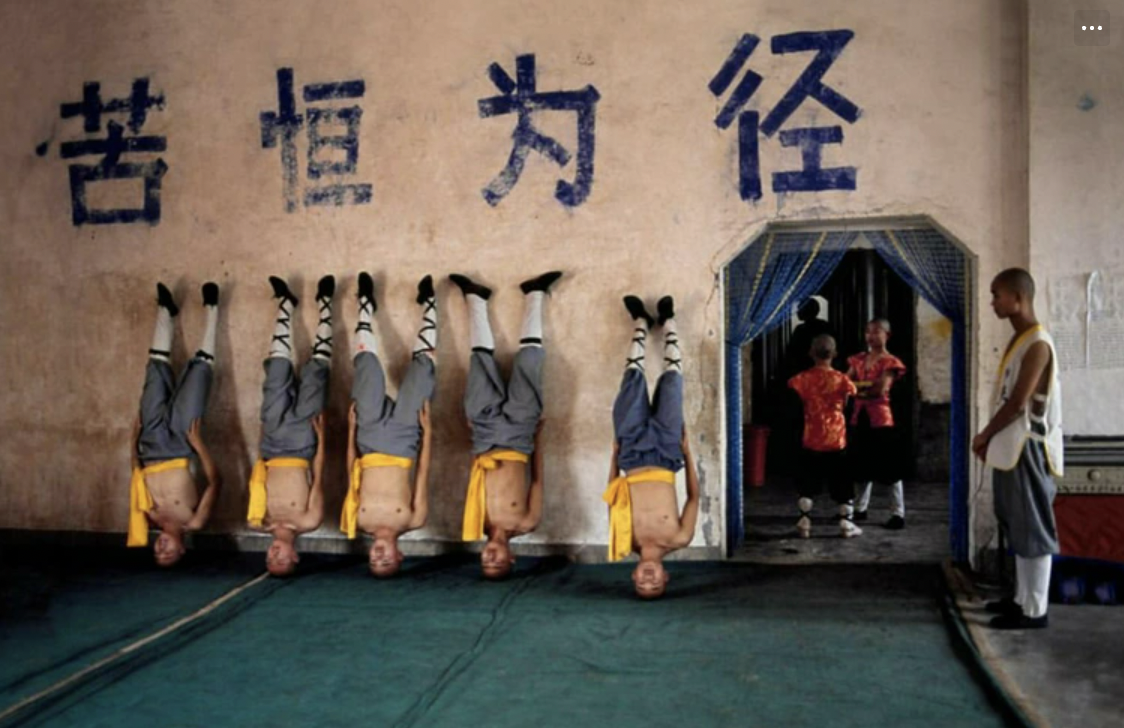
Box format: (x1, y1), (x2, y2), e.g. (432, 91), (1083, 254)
(796, 516), (812, 539)
(839, 519), (863, 538)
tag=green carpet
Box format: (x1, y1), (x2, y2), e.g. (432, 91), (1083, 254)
(0, 548), (261, 714)
(3, 556), (1015, 728)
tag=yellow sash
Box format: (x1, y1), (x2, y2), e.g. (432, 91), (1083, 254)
(127, 458), (189, 548)
(462, 450), (530, 541)
(602, 468), (676, 562)
(340, 453), (414, 539)
(246, 457), (310, 527)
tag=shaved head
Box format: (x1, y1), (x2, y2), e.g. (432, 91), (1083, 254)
(993, 268), (1036, 300)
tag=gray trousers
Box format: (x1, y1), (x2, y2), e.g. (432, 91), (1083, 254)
(137, 358), (213, 466)
(353, 352), (435, 459)
(993, 438), (1060, 559)
(260, 357), (329, 460)
(613, 369), (684, 472)
(465, 348), (543, 456)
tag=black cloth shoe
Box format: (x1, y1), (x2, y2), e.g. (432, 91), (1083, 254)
(201, 282), (219, 307)
(985, 598), (1022, 616)
(416, 274), (434, 304)
(269, 276), (299, 306)
(520, 271), (562, 295)
(853, 510), (868, 522)
(355, 269), (377, 310)
(885, 515), (905, 530)
(623, 296), (655, 329)
(156, 282), (179, 317)
(656, 295), (675, 326)
(449, 274), (492, 300)
(990, 613), (1048, 630)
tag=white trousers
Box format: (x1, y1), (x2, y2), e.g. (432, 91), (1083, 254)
(854, 481), (905, 518)
(1015, 554), (1052, 619)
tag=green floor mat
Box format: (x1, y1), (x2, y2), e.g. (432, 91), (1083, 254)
(5, 557), (1016, 728)
(0, 548), (262, 714)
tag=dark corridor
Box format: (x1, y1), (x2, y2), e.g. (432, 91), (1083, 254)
(748, 249), (919, 486)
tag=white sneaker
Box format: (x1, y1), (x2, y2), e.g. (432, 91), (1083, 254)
(839, 519), (863, 538)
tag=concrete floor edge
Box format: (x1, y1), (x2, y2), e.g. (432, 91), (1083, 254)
(941, 562), (1051, 728)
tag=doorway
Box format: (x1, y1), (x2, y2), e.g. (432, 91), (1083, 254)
(722, 221), (975, 561)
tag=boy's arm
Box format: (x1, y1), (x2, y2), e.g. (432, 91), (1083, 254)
(185, 419), (221, 531)
(408, 401), (432, 531)
(346, 402), (358, 476)
(517, 420), (546, 534)
(131, 416), (142, 471)
(296, 414), (326, 532)
(607, 438), (621, 485)
(867, 370), (897, 398)
(671, 426), (700, 549)
(973, 341), (1051, 459)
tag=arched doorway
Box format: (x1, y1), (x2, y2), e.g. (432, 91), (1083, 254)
(722, 218), (977, 560)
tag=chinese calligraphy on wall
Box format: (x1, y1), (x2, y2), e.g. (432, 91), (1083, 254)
(44, 30), (860, 225)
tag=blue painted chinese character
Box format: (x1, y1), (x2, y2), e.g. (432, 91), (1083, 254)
(478, 54), (600, 208)
(58, 79), (167, 225)
(260, 68), (372, 212)
(709, 30), (862, 202)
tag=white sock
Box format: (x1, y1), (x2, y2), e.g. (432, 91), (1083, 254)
(663, 317), (681, 372)
(354, 294), (378, 356)
(626, 324), (648, 372)
(150, 307), (173, 363)
(468, 293), (494, 351)
(269, 299), (295, 360)
(520, 291), (544, 348)
(197, 305), (218, 364)
(413, 293), (437, 358)
(312, 296), (333, 361)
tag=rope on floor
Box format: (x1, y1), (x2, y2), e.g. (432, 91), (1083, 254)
(0, 572), (271, 726)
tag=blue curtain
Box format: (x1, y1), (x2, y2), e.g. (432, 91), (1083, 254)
(724, 231), (857, 553)
(866, 229), (970, 562)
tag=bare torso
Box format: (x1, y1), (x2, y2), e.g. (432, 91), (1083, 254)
(145, 467), (197, 527)
(358, 467), (413, 534)
(628, 467), (681, 551)
(484, 460), (529, 532)
(265, 466), (312, 531)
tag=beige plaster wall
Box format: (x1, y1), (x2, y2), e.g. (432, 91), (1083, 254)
(1029, 0), (1124, 436)
(917, 299), (953, 405)
(0, 0), (1029, 560)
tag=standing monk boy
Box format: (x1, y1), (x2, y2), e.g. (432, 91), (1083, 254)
(973, 268), (1063, 630)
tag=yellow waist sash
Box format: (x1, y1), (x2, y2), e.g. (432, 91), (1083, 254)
(462, 450), (530, 541)
(341, 453), (414, 539)
(128, 458), (189, 548)
(247, 457), (310, 528)
(602, 468), (676, 562)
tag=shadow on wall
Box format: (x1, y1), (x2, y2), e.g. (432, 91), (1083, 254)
(209, 277), (251, 531)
